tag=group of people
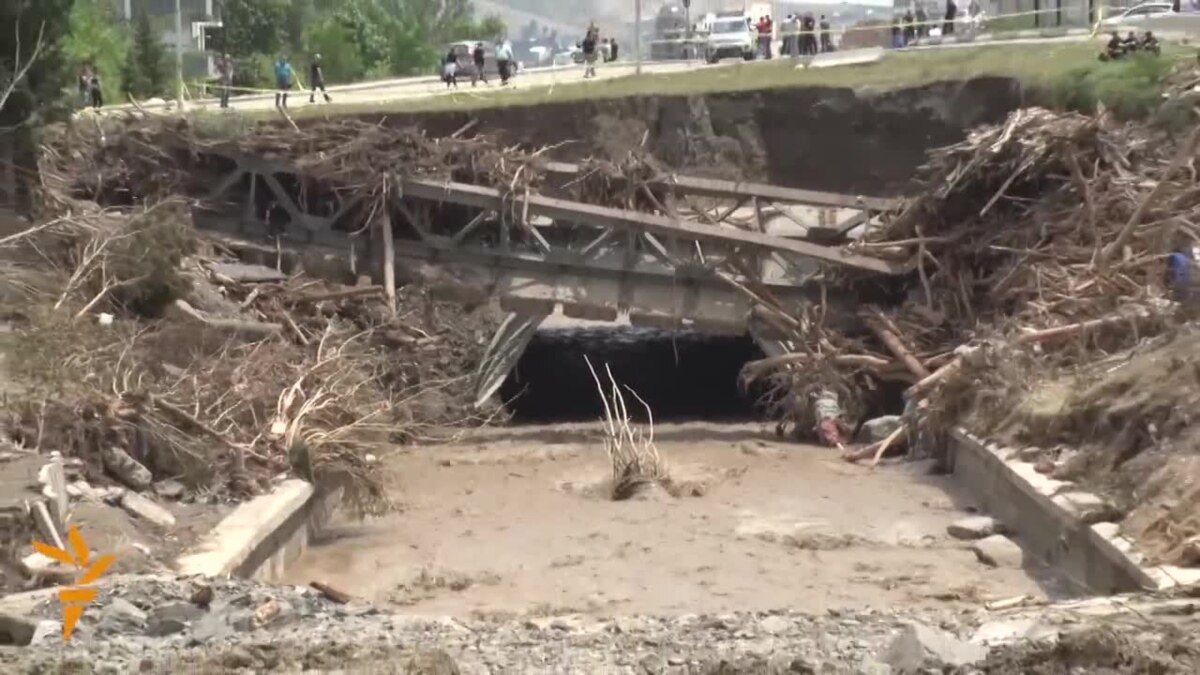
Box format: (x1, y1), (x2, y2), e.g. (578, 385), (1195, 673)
(780, 14), (834, 56)
(1101, 31), (1161, 61)
(442, 40), (515, 89)
(77, 64), (103, 109)
(207, 53), (331, 110)
(890, 1), (982, 49)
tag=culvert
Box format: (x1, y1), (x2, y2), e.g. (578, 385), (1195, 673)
(498, 327), (764, 423)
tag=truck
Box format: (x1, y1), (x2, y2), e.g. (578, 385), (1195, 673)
(649, 3), (704, 60)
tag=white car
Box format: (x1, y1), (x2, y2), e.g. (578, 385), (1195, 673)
(1101, 2), (1174, 27)
(705, 16), (756, 63)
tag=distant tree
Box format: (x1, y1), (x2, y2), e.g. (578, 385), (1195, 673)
(64, 0), (130, 105)
(0, 0), (73, 211)
(219, 0), (290, 58)
(304, 18), (366, 82)
(122, 9), (168, 99)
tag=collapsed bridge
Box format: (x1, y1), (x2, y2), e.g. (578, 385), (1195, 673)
(59, 117), (909, 408)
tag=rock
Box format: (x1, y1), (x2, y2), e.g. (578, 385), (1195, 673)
(0, 611), (38, 646)
(758, 615), (792, 636)
(153, 479), (186, 500)
(96, 598), (147, 635)
(67, 479), (107, 503)
(190, 583), (215, 608)
(21, 551), (74, 585)
(970, 535), (1025, 569)
(29, 619), (61, 645)
(102, 446), (152, 490)
(190, 611), (235, 644)
(1015, 446), (1045, 461)
(120, 491), (176, 528)
(1180, 535), (1200, 566)
(857, 660), (893, 675)
(879, 621), (988, 671)
(1052, 492), (1120, 525)
(405, 649), (460, 674)
(947, 516), (1005, 540)
(858, 416), (903, 443)
(146, 602), (205, 637)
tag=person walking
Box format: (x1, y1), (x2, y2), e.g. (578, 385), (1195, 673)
(442, 48), (459, 88)
(819, 15), (832, 52)
(274, 55), (295, 108)
(915, 5), (929, 39)
(610, 38), (619, 62)
(902, 9), (915, 46)
(217, 53), (233, 109)
(309, 53), (331, 103)
(495, 40), (514, 85)
(472, 42), (488, 85)
(944, 0), (958, 36)
(581, 25), (598, 79)
(78, 65), (91, 107)
(802, 13), (817, 55)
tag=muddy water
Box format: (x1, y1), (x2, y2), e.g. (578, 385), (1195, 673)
(284, 422), (1062, 617)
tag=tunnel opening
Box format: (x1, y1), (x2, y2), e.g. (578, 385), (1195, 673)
(500, 328), (765, 424)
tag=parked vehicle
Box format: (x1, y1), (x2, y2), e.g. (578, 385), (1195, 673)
(1101, 2), (1174, 27)
(704, 13), (755, 63)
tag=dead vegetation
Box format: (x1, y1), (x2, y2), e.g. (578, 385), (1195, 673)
(585, 357), (667, 501)
(0, 191), (496, 516)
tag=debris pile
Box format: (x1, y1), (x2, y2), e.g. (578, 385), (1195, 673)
(0, 195), (496, 557)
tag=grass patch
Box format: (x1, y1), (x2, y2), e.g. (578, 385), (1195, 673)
(234, 40), (1154, 121)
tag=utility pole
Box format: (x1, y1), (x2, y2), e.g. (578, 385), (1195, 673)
(635, 0), (642, 75)
(175, 0), (185, 109)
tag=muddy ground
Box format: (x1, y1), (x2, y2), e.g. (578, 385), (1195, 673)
(331, 77), (1028, 196)
(282, 422), (1064, 617)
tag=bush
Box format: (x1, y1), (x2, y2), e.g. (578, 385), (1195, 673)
(1044, 54), (1173, 120)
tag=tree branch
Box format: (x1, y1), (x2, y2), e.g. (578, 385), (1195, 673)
(0, 19), (47, 115)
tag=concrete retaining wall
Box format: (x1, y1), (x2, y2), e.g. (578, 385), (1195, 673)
(949, 428), (1200, 594)
(176, 479), (337, 581)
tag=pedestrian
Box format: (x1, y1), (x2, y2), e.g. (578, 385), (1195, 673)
(78, 64), (91, 107)
(610, 38), (619, 62)
(88, 70), (103, 109)
(764, 14), (773, 58)
(916, 5), (928, 38)
(819, 15), (832, 52)
(443, 48), (459, 88)
(309, 53), (331, 103)
(472, 42), (488, 85)
(903, 9), (915, 46)
(944, 0), (957, 36)
(802, 13), (816, 55)
(217, 53), (233, 109)
(273, 55), (295, 108)
(755, 17), (769, 59)
(495, 40), (513, 85)
(891, 15), (903, 48)
(581, 24), (598, 78)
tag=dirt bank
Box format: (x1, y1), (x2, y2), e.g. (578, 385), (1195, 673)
(335, 77), (1027, 196)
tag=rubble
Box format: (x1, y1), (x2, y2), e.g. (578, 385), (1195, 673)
(971, 535), (1027, 569)
(878, 621), (988, 671)
(118, 491), (176, 529)
(947, 516), (1006, 541)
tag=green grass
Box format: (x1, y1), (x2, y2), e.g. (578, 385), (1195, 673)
(220, 40), (1184, 121)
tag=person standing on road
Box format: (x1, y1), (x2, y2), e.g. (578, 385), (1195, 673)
(274, 55), (295, 108)
(915, 5), (928, 39)
(217, 53), (234, 109)
(495, 40), (514, 85)
(610, 38), (619, 62)
(472, 42), (488, 85)
(309, 53), (332, 103)
(819, 15), (832, 53)
(581, 25), (598, 79)
(944, 0), (957, 36)
(802, 13), (816, 55)
(88, 69), (103, 109)
(443, 48), (459, 88)
(902, 9), (915, 46)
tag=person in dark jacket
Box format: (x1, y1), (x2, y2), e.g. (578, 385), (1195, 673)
(442, 49), (459, 88)
(916, 6), (929, 38)
(309, 53), (331, 103)
(944, 0), (957, 35)
(818, 15), (832, 52)
(472, 42), (488, 85)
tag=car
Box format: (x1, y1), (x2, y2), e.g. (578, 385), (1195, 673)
(704, 15), (756, 63)
(1101, 2), (1175, 27)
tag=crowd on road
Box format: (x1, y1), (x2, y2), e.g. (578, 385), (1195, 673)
(890, 0), (985, 49)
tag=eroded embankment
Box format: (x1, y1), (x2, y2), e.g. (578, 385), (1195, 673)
(329, 76), (1028, 196)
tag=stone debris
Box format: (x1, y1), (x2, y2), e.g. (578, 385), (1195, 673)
(1052, 491), (1121, 525)
(152, 479), (186, 501)
(947, 515), (1006, 541)
(119, 491), (176, 528)
(0, 611), (37, 646)
(879, 621), (989, 671)
(858, 415), (904, 443)
(101, 446), (152, 491)
(971, 535), (1026, 569)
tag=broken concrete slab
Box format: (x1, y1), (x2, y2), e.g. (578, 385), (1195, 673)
(0, 611), (37, 646)
(1052, 491), (1121, 525)
(120, 491), (176, 528)
(970, 535), (1026, 569)
(95, 598), (147, 636)
(209, 262), (288, 283)
(879, 621), (988, 671)
(947, 515), (1005, 541)
(29, 619), (61, 645)
(102, 446), (152, 490)
(153, 478), (186, 500)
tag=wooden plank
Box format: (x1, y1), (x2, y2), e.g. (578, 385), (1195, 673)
(402, 178), (905, 275)
(541, 161), (897, 211)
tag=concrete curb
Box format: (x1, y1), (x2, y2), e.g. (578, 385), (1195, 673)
(176, 479), (335, 581)
(950, 428), (1200, 594)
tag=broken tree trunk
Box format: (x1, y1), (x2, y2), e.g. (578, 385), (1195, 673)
(173, 299), (283, 338)
(380, 209), (396, 317)
(864, 309), (931, 380)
